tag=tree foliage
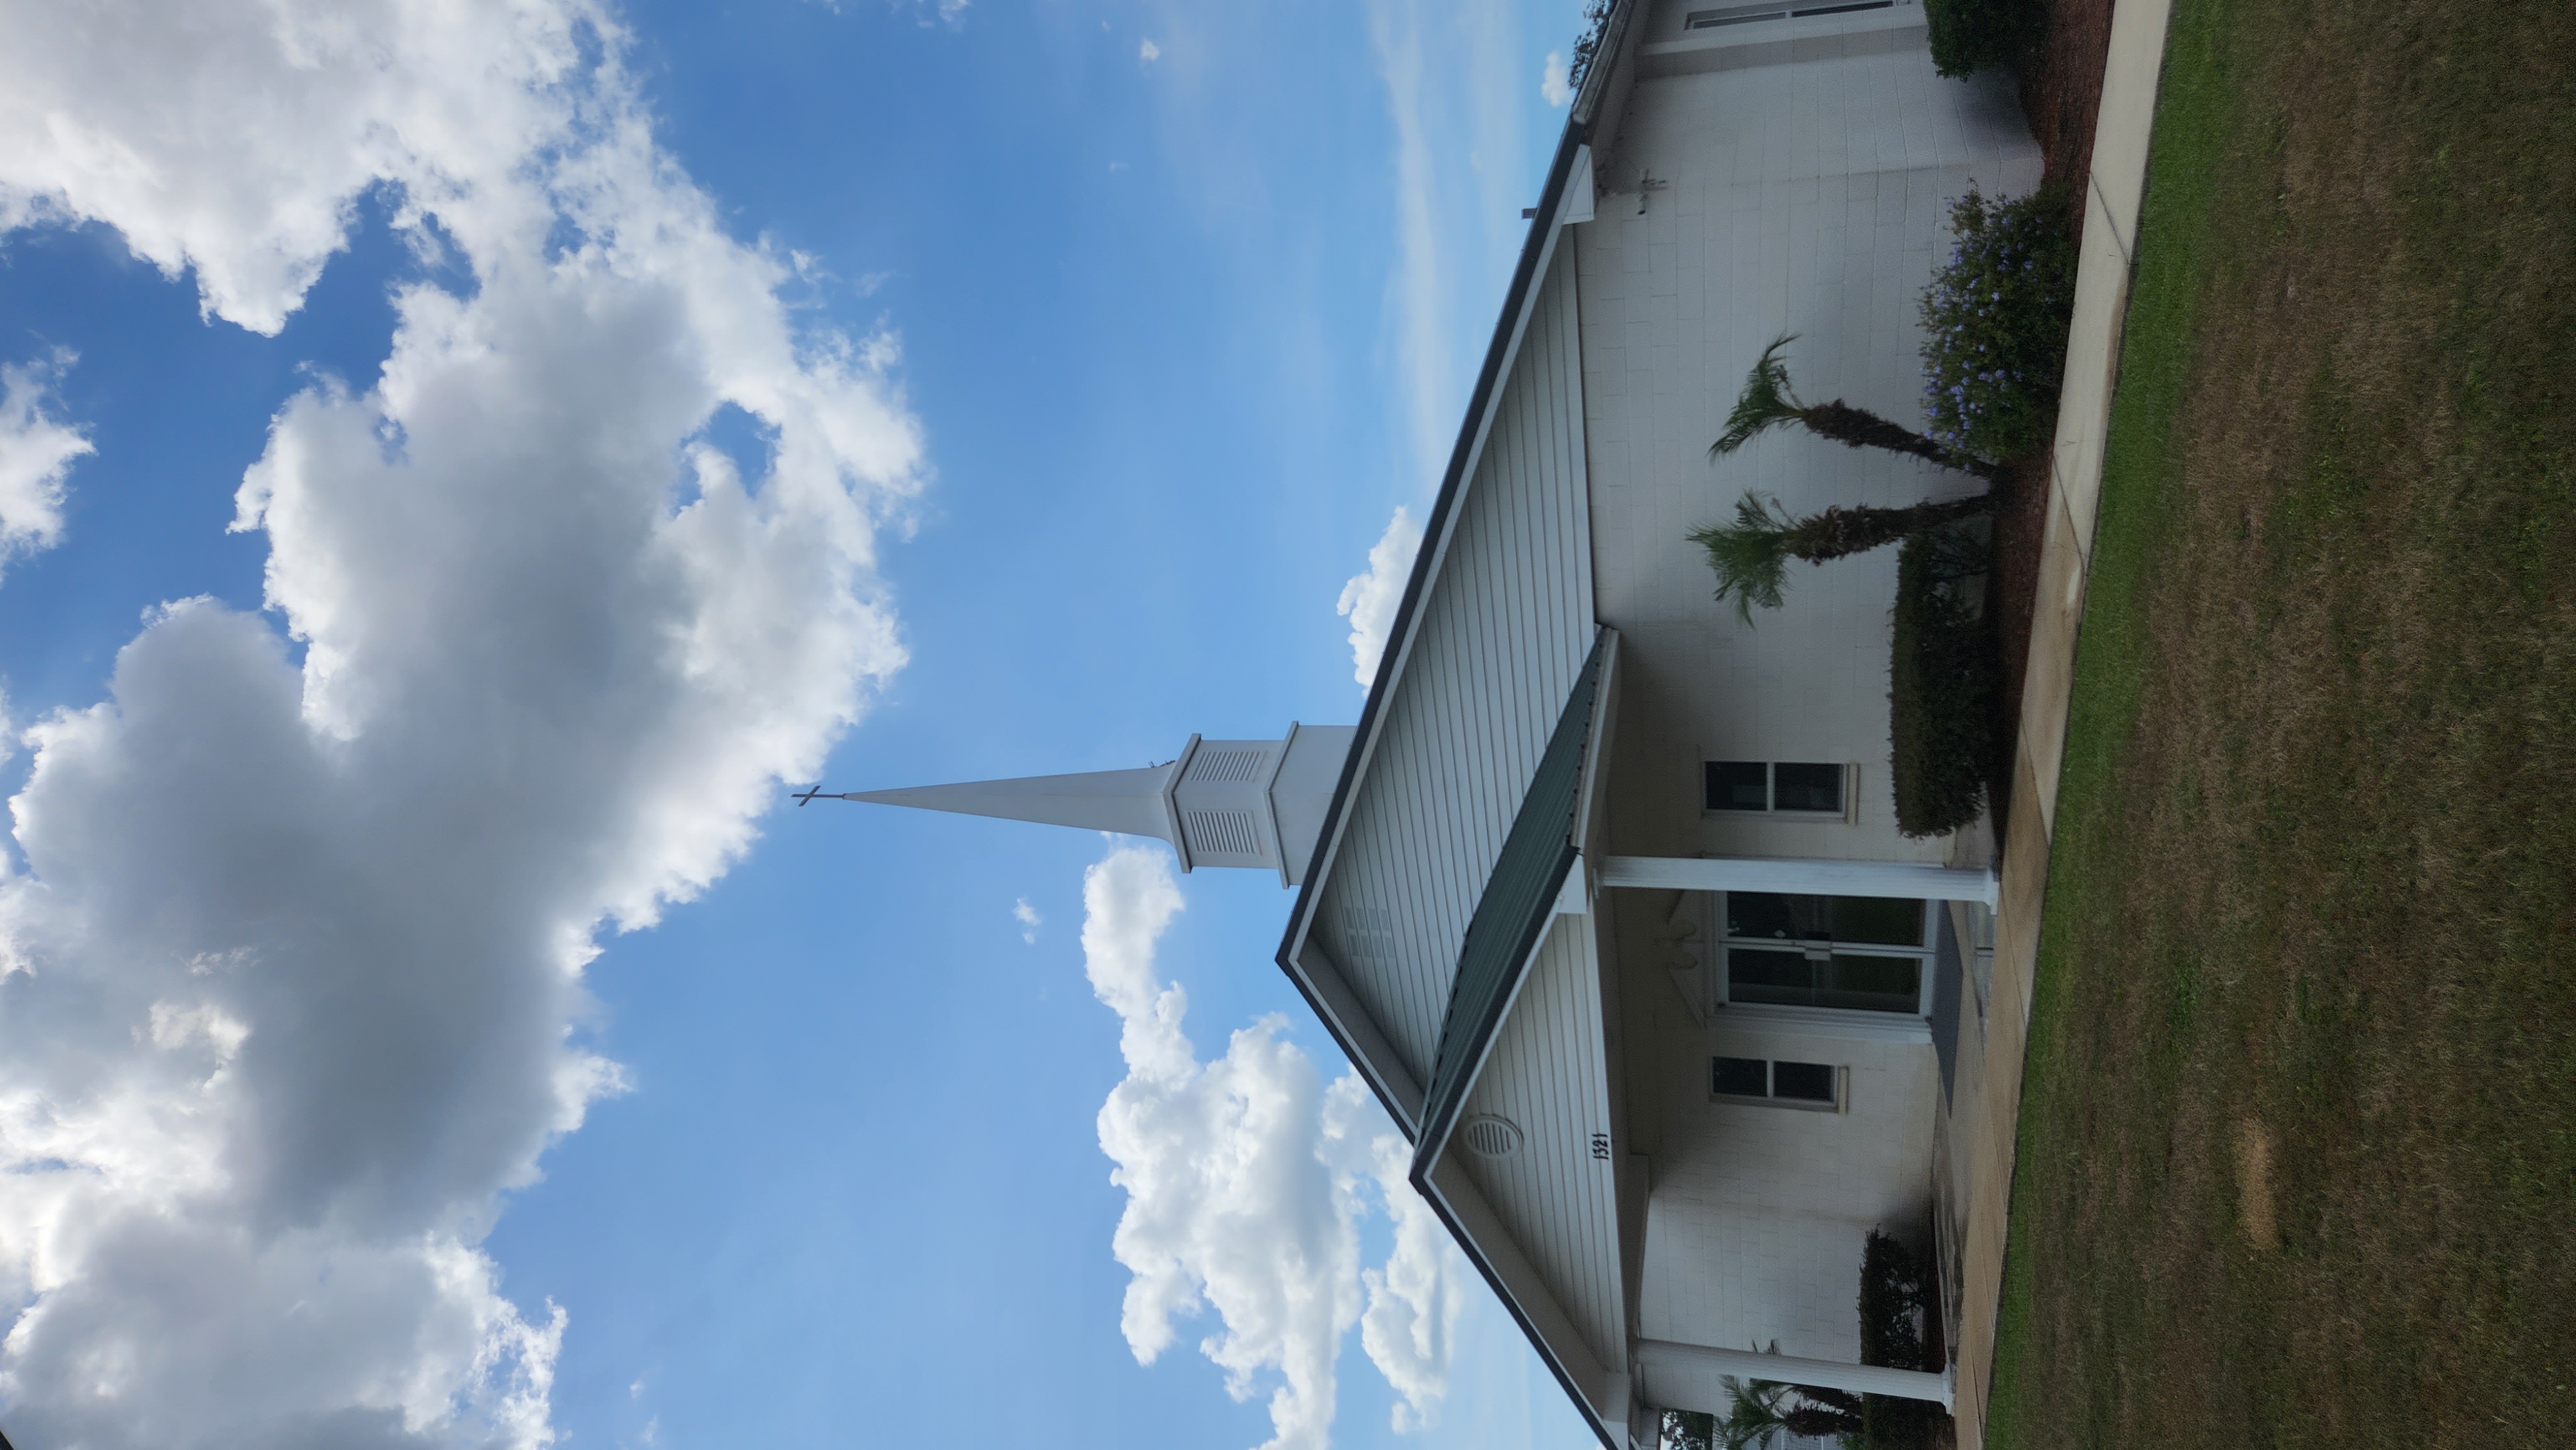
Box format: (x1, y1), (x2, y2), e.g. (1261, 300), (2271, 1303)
(1567, 0), (1615, 93)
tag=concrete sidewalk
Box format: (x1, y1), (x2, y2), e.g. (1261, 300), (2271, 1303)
(1946, 0), (2179, 1442)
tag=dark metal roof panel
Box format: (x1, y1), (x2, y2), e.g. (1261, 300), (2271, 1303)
(1411, 631), (1606, 1171)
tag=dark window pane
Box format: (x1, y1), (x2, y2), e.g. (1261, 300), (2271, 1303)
(1773, 762), (1844, 813)
(1817, 953), (1922, 1013)
(1772, 1060), (1836, 1102)
(1711, 1056), (1769, 1097)
(1729, 892), (1922, 946)
(1705, 760), (1769, 811)
(1725, 891), (1807, 940)
(1726, 948), (1817, 1006)
(1823, 896), (1924, 947)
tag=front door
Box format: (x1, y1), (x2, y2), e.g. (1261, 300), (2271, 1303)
(1718, 892), (1933, 1015)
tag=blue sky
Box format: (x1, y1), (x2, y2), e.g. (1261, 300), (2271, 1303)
(0, 3), (1602, 1448)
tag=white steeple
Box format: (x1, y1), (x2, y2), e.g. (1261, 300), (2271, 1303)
(824, 724), (1357, 887)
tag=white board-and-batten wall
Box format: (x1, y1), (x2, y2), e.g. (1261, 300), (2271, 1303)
(1578, 0), (2041, 1381)
(1583, 3), (2042, 869)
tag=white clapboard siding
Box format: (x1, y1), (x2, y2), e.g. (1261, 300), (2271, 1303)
(1448, 917), (1625, 1370)
(1316, 245), (1596, 1086)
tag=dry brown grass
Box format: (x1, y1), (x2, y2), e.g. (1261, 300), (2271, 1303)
(1985, 0), (2576, 1446)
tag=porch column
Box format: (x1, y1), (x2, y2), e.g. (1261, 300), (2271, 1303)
(1636, 1338), (1953, 1411)
(1595, 855), (1999, 909)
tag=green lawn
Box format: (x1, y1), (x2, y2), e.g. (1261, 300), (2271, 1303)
(1984, 1), (2576, 1446)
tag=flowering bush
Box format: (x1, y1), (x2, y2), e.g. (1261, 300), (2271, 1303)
(1919, 185), (2074, 464)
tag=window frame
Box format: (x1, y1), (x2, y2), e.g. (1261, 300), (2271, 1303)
(1708, 1055), (1850, 1113)
(1701, 759), (1861, 824)
(1714, 894), (1938, 1018)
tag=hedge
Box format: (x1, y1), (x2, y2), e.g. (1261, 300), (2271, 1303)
(1890, 527), (1998, 838)
(1856, 1230), (1941, 1449)
(1923, 0), (2045, 79)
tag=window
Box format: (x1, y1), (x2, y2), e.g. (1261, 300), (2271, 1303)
(1719, 892), (1933, 1016)
(1773, 762), (1844, 813)
(1684, 0), (1893, 28)
(1710, 1055), (1845, 1109)
(1703, 760), (1850, 817)
(1685, 4), (1791, 26)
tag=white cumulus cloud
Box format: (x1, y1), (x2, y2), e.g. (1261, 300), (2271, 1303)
(1081, 843), (1461, 1450)
(1336, 506), (1421, 688)
(1540, 51), (1573, 108)
(0, 2), (925, 1447)
(1014, 896), (1043, 944)
(0, 350), (92, 574)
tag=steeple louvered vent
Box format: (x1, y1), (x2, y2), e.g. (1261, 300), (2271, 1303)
(1186, 749), (1265, 782)
(1184, 809), (1260, 858)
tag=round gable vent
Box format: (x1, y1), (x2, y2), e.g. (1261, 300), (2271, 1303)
(1459, 1114), (1524, 1160)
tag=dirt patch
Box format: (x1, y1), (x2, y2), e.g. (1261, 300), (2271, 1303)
(2231, 1120), (2278, 1250)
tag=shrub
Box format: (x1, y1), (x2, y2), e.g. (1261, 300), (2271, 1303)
(1920, 185), (2075, 463)
(1855, 1230), (1940, 1449)
(1859, 1230), (1931, 1369)
(1889, 527), (1996, 838)
(1923, 0), (2045, 78)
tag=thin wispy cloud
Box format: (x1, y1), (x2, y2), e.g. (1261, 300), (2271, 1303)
(1363, 0), (1535, 493)
(1365, 1), (1452, 496)
(1080, 843), (1462, 1450)
(0, 1), (925, 1445)
(1014, 896), (1043, 943)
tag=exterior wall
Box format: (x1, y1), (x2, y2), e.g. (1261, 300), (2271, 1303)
(1453, 914), (1627, 1374)
(1314, 243), (1596, 1086)
(1577, 13), (2042, 866)
(1635, 1012), (1938, 1359)
(1583, 15), (2034, 1371)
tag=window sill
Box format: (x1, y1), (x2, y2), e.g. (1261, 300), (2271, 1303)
(1709, 1089), (1845, 1113)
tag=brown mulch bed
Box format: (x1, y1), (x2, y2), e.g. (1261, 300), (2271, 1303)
(2021, 0), (2119, 223)
(1980, 0), (2116, 835)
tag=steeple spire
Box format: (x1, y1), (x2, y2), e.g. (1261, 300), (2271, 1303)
(811, 725), (1356, 887)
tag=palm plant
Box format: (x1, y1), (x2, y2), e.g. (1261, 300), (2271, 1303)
(1712, 335), (2005, 482)
(1689, 490), (1996, 623)
(1715, 1373), (1793, 1450)
(1712, 1370), (1866, 1447)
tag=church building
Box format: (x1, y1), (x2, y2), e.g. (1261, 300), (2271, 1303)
(842, 2), (2040, 1444)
